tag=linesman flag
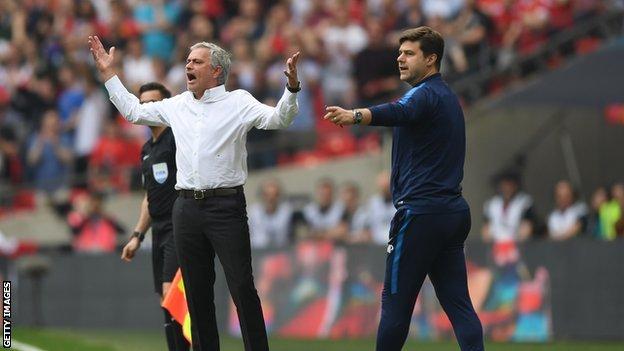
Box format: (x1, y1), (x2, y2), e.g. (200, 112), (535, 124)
(162, 269), (192, 343)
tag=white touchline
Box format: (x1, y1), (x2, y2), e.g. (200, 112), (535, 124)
(11, 340), (48, 351)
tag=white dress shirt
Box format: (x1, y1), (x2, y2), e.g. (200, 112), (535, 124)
(104, 75), (298, 190)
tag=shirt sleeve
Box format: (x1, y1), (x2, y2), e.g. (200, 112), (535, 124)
(104, 75), (171, 127)
(369, 86), (432, 126)
(240, 87), (299, 130)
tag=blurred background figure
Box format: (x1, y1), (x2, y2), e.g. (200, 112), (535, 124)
(67, 191), (125, 253)
(302, 178), (344, 240)
(365, 170), (396, 246)
(482, 172), (536, 243)
(547, 180), (587, 241)
(325, 182), (370, 243)
(249, 179), (294, 249)
(26, 110), (73, 197)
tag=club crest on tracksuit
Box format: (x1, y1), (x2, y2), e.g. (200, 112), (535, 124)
(152, 162), (168, 184)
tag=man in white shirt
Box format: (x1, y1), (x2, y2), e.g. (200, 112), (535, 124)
(248, 179), (294, 249)
(88, 35), (300, 351)
(548, 180), (588, 240)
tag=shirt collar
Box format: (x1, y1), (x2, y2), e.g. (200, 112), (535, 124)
(195, 85), (227, 103)
(413, 72), (442, 87)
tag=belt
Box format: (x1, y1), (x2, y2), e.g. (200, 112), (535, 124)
(178, 186), (241, 200)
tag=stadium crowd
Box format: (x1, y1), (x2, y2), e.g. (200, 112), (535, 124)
(17, 170), (622, 254)
(0, 0), (621, 250)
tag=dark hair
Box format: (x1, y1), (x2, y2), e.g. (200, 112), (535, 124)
(139, 82), (172, 99)
(399, 26), (444, 70)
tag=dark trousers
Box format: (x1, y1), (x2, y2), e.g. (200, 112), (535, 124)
(172, 190), (268, 351)
(163, 308), (190, 351)
(376, 208), (484, 351)
(152, 218), (189, 351)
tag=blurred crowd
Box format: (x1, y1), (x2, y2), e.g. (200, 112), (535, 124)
(0, 0), (619, 213)
(0, 0), (621, 231)
(245, 172), (624, 252)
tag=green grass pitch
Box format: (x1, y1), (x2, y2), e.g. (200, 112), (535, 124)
(15, 328), (624, 351)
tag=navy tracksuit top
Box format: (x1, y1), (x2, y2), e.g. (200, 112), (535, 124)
(369, 73), (469, 214)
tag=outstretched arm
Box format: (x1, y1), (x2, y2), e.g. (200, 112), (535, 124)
(323, 107), (372, 126)
(88, 35), (170, 126)
(248, 51), (300, 130)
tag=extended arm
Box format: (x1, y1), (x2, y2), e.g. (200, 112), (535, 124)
(88, 35), (170, 126)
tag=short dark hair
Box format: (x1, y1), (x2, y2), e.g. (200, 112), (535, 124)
(399, 26), (444, 70)
(138, 82), (171, 99)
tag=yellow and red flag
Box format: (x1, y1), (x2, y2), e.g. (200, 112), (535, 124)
(162, 269), (192, 344)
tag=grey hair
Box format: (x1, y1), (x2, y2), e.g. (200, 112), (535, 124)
(190, 42), (232, 85)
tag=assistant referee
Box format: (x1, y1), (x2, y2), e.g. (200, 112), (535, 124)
(324, 26), (484, 351)
(121, 82), (188, 351)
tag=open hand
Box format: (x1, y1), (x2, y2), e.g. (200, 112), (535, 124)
(88, 35), (116, 81)
(284, 51), (300, 89)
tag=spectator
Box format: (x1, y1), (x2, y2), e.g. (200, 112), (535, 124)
(353, 18), (401, 107)
(26, 109), (73, 195)
(122, 37), (156, 93)
(482, 172), (536, 243)
(547, 180), (588, 240)
(302, 178), (344, 239)
(319, 1), (368, 107)
(587, 186), (608, 238)
(600, 182), (624, 240)
(0, 89), (23, 207)
(326, 182), (370, 243)
(73, 73), (108, 188)
(248, 179), (294, 249)
(133, 0), (181, 61)
(56, 63), (85, 140)
(365, 170), (397, 245)
(451, 0), (492, 73)
(67, 191), (125, 253)
(88, 119), (141, 193)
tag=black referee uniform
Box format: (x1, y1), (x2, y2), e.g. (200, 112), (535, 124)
(141, 127), (188, 351)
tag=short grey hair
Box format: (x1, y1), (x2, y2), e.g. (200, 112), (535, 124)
(190, 42), (232, 85)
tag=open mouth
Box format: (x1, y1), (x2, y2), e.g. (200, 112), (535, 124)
(187, 73), (197, 83)
(399, 67), (408, 72)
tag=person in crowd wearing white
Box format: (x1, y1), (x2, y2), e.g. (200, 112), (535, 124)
(482, 172), (536, 243)
(548, 180), (588, 240)
(248, 179), (294, 249)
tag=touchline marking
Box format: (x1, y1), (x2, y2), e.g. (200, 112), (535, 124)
(11, 340), (48, 351)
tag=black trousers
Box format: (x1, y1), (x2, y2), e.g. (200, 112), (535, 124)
(376, 208), (484, 351)
(172, 189), (268, 351)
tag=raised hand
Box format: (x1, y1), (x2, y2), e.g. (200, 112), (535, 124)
(283, 51), (300, 89)
(88, 35), (116, 81)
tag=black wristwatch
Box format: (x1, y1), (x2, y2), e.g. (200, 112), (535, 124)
(353, 109), (363, 125)
(132, 231), (145, 242)
(286, 81), (301, 93)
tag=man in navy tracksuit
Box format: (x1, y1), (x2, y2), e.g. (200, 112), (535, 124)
(324, 26), (484, 351)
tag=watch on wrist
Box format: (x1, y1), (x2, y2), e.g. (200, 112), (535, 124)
(132, 231), (145, 242)
(353, 109), (363, 125)
(286, 81), (301, 93)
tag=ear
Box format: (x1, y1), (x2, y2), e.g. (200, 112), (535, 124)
(427, 54), (437, 67)
(213, 66), (222, 79)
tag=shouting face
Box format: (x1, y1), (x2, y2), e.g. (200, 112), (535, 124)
(185, 47), (222, 98)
